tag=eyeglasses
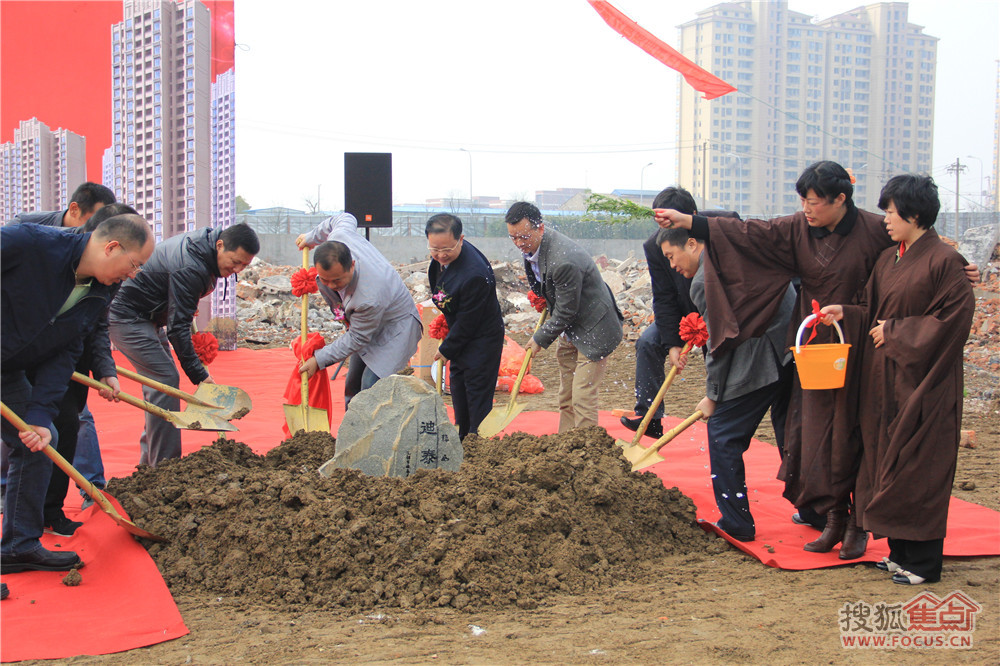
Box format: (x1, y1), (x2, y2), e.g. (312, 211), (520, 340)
(120, 246), (143, 275)
(508, 232), (535, 242)
(426, 241), (461, 256)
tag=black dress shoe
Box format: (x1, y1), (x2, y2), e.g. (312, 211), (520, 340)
(44, 516), (83, 538)
(1, 547), (83, 574)
(0, 583), (8, 600)
(620, 415), (663, 439)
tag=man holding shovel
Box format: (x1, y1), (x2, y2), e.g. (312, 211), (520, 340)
(506, 202), (623, 433)
(621, 186), (739, 440)
(109, 223), (259, 466)
(1, 215), (153, 576)
(659, 226), (795, 542)
(295, 212), (421, 394)
(425, 213), (504, 440)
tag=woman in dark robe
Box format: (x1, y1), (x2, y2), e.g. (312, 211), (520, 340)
(821, 174), (975, 585)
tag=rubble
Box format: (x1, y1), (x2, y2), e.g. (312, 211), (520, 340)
(232, 242), (1000, 400)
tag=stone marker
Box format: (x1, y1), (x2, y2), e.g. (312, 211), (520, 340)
(319, 374), (462, 478)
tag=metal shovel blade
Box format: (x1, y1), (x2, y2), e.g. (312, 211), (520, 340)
(624, 410), (703, 472)
(282, 403), (330, 435)
(191, 382), (252, 420)
(478, 399), (527, 439)
(0, 402), (167, 542)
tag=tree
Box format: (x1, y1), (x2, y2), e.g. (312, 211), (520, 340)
(235, 195), (251, 213)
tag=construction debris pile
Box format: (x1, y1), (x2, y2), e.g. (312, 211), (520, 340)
(235, 253), (648, 347)
(232, 246), (999, 396)
(106, 427), (715, 611)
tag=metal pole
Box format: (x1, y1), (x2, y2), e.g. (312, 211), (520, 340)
(640, 162), (653, 206)
(460, 148), (473, 220)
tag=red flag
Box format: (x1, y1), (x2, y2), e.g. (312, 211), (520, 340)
(588, 0), (736, 100)
(281, 332), (334, 438)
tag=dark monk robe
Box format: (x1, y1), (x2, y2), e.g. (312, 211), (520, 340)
(844, 229), (974, 541)
(689, 203), (891, 515)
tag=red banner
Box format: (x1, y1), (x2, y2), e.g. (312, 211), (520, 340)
(588, 0), (736, 100)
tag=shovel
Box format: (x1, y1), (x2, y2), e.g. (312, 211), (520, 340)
(1, 402), (167, 542)
(624, 410), (703, 472)
(615, 339), (695, 451)
(283, 248), (330, 434)
(71, 372), (237, 432)
(478, 310), (548, 437)
(115, 365), (252, 421)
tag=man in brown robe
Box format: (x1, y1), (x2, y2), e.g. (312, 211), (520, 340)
(654, 161), (979, 560)
(820, 174), (974, 585)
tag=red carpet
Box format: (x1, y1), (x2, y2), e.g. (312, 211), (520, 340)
(2, 347), (997, 660)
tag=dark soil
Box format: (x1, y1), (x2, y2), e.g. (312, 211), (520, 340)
(107, 427), (714, 612)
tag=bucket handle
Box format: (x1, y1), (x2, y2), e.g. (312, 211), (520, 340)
(795, 314), (845, 354)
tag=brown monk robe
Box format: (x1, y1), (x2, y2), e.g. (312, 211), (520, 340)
(842, 229), (974, 581)
(691, 202), (891, 556)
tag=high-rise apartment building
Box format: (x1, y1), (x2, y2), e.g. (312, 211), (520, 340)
(1, 118), (86, 222)
(211, 68), (236, 321)
(676, 1), (936, 215)
(104, 0), (212, 242)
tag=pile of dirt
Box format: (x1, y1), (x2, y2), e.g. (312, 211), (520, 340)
(106, 427), (712, 612)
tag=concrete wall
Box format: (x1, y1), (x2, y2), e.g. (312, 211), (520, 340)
(254, 233), (648, 266)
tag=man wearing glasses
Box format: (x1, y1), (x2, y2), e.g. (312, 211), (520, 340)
(109, 223), (259, 467)
(295, 212), (421, 400)
(506, 202), (623, 433)
(425, 213), (504, 439)
(1, 214), (152, 581)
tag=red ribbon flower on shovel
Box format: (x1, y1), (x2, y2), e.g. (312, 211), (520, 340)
(527, 290), (547, 313)
(429, 314), (449, 340)
(678, 312), (709, 349)
(290, 267), (319, 297)
(192, 331), (219, 365)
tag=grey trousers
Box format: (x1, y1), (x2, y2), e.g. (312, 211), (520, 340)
(108, 317), (181, 466)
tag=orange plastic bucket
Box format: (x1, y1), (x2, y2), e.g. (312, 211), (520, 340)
(790, 315), (851, 390)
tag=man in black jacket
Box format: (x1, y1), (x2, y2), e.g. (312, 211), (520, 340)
(108, 223), (258, 466)
(1, 215), (152, 576)
(425, 214), (504, 439)
(621, 187), (738, 439)
(8, 182), (116, 228)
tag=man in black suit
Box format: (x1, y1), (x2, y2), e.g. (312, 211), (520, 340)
(621, 187), (739, 439)
(426, 214), (504, 439)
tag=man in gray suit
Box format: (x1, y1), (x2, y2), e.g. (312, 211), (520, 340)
(659, 226), (794, 542)
(296, 213), (422, 392)
(505, 202), (623, 433)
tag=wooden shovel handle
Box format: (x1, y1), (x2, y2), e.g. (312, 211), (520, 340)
(0, 401), (121, 518)
(71, 372), (175, 422)
(632, 409), (704, 469)
(300, 248), (310, 421)
(115, 365), (216, 408)
(631, 340), (694, 446)
(509, 310), (548, 403)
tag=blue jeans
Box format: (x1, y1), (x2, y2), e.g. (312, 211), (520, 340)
(109, 317), (181, 466)
(1, 372), (57, 556)
(633, 324), (670, 419)
(73, 405), (105, 496)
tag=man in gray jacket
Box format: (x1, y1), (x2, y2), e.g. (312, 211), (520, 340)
(296, 213), (421, 394)
(506, 202), (623, 432)
(109, 223), (259, 466)
(659, 226), (794, 542)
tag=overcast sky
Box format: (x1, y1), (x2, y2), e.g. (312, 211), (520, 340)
(235, 0), (999, 211)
